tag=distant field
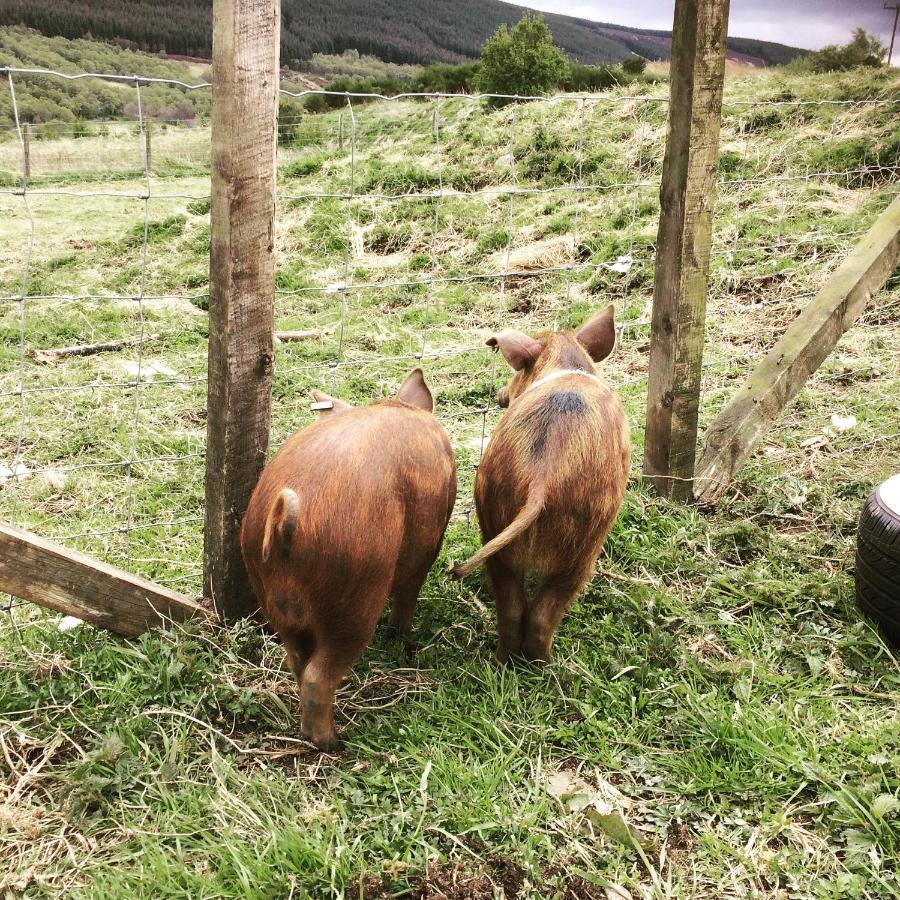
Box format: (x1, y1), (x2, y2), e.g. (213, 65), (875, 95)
(1, 60), (899, 898)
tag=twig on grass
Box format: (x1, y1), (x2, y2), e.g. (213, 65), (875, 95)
(274, 329), (330, 343)
(29, 334), (160, 362)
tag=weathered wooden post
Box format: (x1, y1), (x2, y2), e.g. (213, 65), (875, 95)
(694, 194), (900, 504)
(23, 123), (31, 180)
(204, 0), (280, 620)
(144, 121), (152, 172)
(643, 0), (730, 500)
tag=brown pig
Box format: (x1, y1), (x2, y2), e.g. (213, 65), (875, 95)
(451, 305), (630, 663)
(241, 369), (457, 750)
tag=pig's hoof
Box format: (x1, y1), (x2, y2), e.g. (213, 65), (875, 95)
(301, 725), (341, 753)
(312, 732), (341, 753)
(386, 625), (419, 657)
(448, 565), (463, 582)
(522, 642), (553, 664)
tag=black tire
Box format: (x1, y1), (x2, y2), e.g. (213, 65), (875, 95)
(855, 474), (900, 647)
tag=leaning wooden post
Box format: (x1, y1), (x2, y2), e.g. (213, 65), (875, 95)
(23, 123), (31, 180)
(694, 193), (900, 505)
(0, 523), (209, 638)
(643, 0), (730, 500)
(204, 0), (280, 620)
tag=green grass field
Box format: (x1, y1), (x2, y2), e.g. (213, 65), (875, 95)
(1, 57), (899, 898)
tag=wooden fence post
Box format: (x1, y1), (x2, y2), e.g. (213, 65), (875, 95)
(204, 0), (280, 621)
(23, 123), (31, 180)
(643, 0), (730, 500)
(144, 121), (152, 172)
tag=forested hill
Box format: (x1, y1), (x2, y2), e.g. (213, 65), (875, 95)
(0, 0), (804, 68)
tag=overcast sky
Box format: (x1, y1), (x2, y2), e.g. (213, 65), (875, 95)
(517, 0), (898, 51)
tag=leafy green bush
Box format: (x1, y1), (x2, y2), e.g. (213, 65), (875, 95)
(70, 119), (96, 138)
(476, 13), (570, 103)
(621, 56), (647, 76)
(788, 28), (885, 73)
(303, 93), (330, 114)
(305, 74), (406, 113)
(410, 62), (481, 94)
(277, 97), (307, 146)
(566, 63), (620, 92)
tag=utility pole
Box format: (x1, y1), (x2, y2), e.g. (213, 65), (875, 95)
(887, 3), (900, 66)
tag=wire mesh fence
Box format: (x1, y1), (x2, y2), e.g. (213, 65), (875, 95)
(1, 63), (899, 607)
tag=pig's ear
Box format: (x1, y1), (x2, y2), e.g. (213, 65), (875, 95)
(486, 330), (542, 371)
(396, 368), (433, 412)
(311, 389), (353, 416)
(576, 304), (616, 363)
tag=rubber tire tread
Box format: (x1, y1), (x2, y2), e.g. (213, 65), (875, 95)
(855, 485), (900, 647)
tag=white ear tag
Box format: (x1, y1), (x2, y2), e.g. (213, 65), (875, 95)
(310, 400), (333, 410)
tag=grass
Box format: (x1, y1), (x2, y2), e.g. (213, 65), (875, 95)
(1, 58), (900, 898)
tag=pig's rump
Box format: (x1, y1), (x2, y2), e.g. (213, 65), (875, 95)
(242, 404), (455, 630)
(475, 383), (630, 575)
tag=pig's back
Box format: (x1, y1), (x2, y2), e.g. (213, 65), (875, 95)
(477, 381), (629, 571)
(245, 403), (454, 587)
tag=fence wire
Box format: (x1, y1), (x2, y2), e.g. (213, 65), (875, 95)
(1, 64), (899, 608)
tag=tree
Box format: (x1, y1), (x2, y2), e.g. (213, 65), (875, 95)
(476, 13), (570, 101)
(800, 28), (886, 72)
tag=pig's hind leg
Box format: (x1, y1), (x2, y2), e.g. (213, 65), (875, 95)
(484, 556), (527, 663)
(388, 561), (435, 653)
(299, 645), (363, 751)
(522, 567), (591, 663)
(299, 599), (381, 751)
(281, 627), (315, 687)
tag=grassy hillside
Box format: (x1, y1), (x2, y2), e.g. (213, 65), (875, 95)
(0, 28), (211, 124)
(1, 57), (899, 897)
(0, 0), (805, 67)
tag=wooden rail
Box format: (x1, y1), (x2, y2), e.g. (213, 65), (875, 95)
(694, 192), (900, 505)
(0, 523), (208, 637)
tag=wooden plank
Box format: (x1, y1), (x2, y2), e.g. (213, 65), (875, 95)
(23, 123), (31, 181)
(694, 193), (900, 505)
(204, 0), (280, 620)
(643, 0), (730, 501)
(0, 522), (208, 637)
